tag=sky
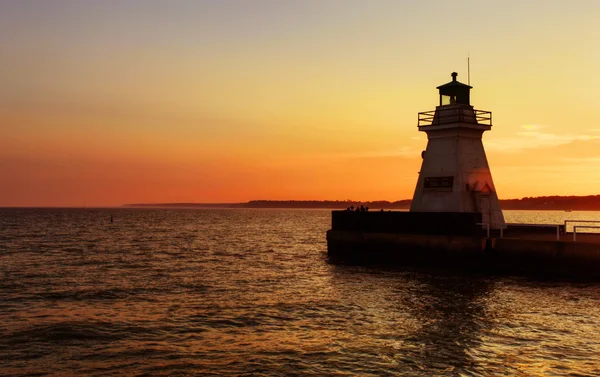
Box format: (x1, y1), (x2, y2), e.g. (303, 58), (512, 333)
(1, 0), (600, 206)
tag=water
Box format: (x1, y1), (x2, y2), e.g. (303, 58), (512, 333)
(1, 208), (599, 376)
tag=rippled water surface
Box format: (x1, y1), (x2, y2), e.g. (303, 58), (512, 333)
(1, 208), (599, 376)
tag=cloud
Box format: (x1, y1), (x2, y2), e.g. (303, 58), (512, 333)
(520, 124), (546, 131)
(344, 146), (421, 160)
(485, 124), (599, 152)
(559, 156), (600, 164)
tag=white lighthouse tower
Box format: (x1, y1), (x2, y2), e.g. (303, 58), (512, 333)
(410, 72), (505, 230)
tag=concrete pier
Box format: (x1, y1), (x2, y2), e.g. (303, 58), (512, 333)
(327, 211), (600, 279)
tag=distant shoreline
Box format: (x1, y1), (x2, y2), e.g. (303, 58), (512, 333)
(123, 200), (411, 210)
(123, 195), (600, 211)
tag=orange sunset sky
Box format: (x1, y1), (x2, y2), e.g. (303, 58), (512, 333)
(1, 0), (600, 207)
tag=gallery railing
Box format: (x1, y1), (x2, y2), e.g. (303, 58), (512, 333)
(418, 109), (492, 127)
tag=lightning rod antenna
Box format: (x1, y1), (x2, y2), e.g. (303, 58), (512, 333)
(467, 53), (471, 86)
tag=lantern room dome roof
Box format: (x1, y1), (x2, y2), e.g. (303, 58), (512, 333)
(436, 72), (472, 90)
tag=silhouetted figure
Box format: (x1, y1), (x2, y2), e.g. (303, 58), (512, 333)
(360, 205), (365, 212)
(110, 215), (113, 223)
(365, 206), (369, 212)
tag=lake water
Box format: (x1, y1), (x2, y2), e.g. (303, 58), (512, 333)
(1, 208), (599, 376)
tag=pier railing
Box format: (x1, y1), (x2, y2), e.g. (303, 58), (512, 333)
(418, 109), (492, 127)
(573, 226), (600, 241)
(505, 223), (562, 240)
(564, 220), (600, 233)
(565, 220), (600, 241)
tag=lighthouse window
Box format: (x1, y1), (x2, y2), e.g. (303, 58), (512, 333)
(441, 94), (455, 106)
(424, 176), (454, 192)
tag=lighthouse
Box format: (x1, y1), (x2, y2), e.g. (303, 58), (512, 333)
(410, 72), (505, 230)
(327, 72), (600, 279)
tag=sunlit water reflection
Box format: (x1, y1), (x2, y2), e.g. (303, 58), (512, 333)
(1, 209), (599, 376)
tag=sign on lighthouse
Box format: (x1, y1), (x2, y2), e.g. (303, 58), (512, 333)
(410, 72), (505, 230)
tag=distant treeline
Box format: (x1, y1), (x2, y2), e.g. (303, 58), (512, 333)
(500, 195), (600, 211)
(124, 200), (411, 209)
(244, 200), (412, 209)
(125, 202), (242, 208)
(125, 195), (600, 210)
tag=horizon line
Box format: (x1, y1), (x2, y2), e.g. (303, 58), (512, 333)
(2, 194), (600, 209)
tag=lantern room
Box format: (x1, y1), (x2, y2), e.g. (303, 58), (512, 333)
(437, 72), (472, 106)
